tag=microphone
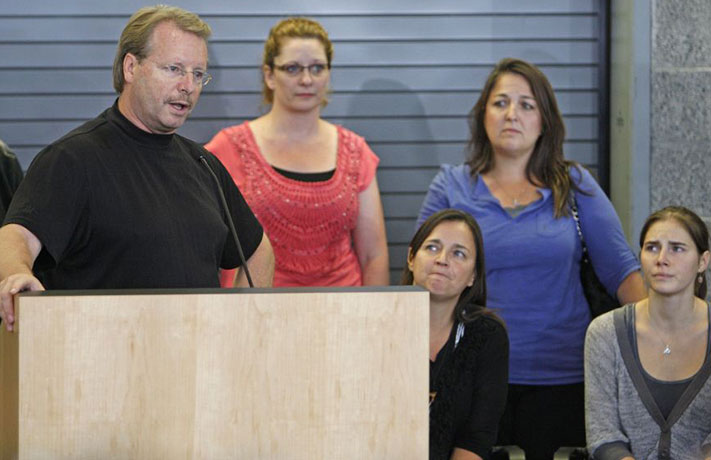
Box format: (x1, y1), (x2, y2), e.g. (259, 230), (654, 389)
(197, 154), (254, 288)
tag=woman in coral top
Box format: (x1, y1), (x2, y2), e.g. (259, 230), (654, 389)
(206, 17), (389, 287)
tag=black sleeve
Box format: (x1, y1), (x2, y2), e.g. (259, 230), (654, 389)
(0, 143), (24, 223)
(202, 150), (263, 269)
(3, 143), (89, 269)
(455, 318), (510, 458)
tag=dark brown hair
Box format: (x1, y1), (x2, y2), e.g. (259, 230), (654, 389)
(466, 57), (581, 217)
(639, 206), (710, 298)
(401, 209), (490, 323)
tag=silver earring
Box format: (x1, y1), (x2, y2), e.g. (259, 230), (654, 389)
(698, 273), (704, 284)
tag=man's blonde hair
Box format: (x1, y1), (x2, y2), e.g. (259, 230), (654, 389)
(112, 5), (212, 93)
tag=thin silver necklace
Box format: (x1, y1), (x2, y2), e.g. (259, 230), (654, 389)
(646, 302), (697, 356)
(490, 175), (529, 207)
(647, 309), (673, 356)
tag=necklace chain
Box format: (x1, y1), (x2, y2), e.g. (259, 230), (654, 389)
(646, 302), (698, 357)
(490, 175), (529, 207)
(647, 307), (674, 356)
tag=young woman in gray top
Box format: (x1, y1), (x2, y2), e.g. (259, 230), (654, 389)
(585, 206), (711, 460)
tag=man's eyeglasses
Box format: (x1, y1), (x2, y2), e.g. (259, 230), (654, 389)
(146, 59), (212, 87)
(274, 63), (329, 77)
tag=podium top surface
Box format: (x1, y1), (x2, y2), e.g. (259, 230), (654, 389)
(17, 285), (426, 297)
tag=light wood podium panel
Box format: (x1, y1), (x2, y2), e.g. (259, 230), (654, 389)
(0, 287), (429, 459)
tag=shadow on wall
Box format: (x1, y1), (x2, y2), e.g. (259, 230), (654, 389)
(179, 43), (264, 144)
(341, 78), (438, 284)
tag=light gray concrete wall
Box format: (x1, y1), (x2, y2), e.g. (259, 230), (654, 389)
(651, 0), (711, 222)
(610, 0), (651, 246)
(626, 0), (711, 298)
(612, 0), (711, 243)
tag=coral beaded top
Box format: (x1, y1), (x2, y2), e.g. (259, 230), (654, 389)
(205, 122), (379, 287)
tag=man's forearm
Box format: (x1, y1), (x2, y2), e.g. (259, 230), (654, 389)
(235, 233), (274, 288)
(0, 224), (41, 279)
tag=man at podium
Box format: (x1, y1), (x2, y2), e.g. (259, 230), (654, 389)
(0, 6), (274, 332)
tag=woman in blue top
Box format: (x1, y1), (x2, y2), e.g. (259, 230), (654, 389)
(417, 58), (646, 460)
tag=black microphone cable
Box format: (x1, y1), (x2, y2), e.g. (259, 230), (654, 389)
(198, 155), (254, 288)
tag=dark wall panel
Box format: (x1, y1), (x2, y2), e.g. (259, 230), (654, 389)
(0, 1), (605, 279)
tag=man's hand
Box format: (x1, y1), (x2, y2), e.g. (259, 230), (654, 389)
(0, 223), (45, 331)
(0, 273), (44, 331)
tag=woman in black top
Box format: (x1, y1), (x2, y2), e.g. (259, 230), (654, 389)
(403, 209), (509, 460)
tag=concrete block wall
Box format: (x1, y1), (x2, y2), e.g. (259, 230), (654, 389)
(651, 0), (711, 221)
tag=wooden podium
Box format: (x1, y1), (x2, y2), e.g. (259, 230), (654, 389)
(0, 287), (429, 459)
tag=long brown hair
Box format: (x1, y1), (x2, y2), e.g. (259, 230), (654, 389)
(640, 206), (710, 298)
(402, 209), (492, 324)
(466, 57), (581, 217)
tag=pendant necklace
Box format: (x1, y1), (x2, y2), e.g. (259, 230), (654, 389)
(491, 175), (527, 207)
(646, 303), (696, 357)
(647, 308), (673, 357)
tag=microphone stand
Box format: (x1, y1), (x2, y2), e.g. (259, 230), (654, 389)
(198, 155), (254, 288)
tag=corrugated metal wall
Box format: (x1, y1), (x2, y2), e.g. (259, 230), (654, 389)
(0, 1), (605, 280)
